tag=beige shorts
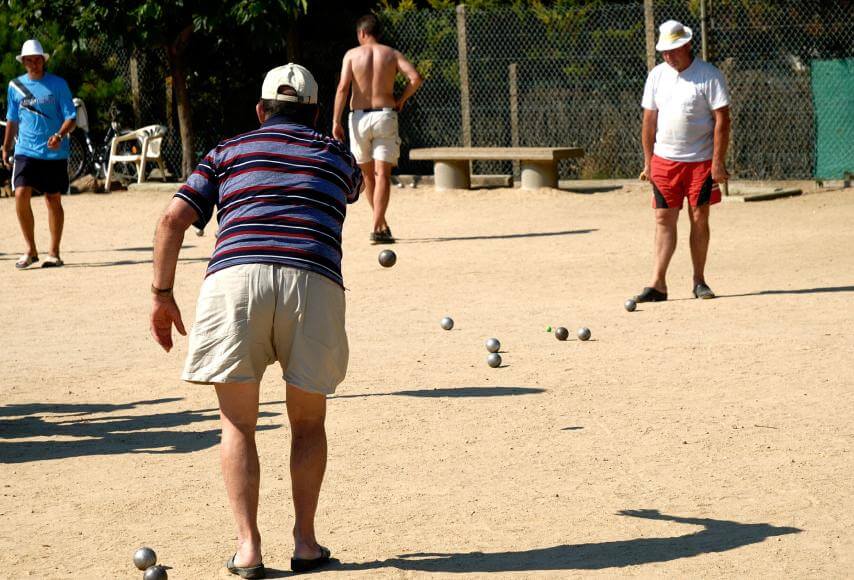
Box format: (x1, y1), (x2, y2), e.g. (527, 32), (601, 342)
(182, 264), (348, 395)
(348, 109), (400, 165)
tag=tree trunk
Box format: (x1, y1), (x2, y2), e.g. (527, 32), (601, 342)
(287, 18), (300, 63)
(167, 25), (195, 179)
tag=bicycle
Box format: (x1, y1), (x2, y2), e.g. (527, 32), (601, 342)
(67, 99), (139, 185)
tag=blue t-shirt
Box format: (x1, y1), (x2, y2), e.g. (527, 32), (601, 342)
(6, 73), (76, 160)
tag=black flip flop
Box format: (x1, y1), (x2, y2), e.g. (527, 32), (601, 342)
(227, 553), (266, 579)
(693, 282), (716, 299)
(634, 287), (668, 302)
(291, 546), (331, 574)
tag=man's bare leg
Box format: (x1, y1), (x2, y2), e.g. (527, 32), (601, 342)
(372, 160), (392, 233)
(44, 193), (64, 259)
(359, 160), (376, 218)
(286, 383), (328, 560)
(215, 382), (263, 568)
(687, 204), (711, 285)
(14, 186), (37, 258)
(649, 208), (680, 293)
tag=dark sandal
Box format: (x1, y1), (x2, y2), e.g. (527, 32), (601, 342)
(227, 553), (266, 579)
(370, 228), (396, 244)
(634, 287), (668, 303)
(693, 282), (716, 299)
(291, 546), (331, 573)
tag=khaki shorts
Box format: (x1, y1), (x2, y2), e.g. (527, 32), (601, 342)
(348, 109), (400, 165)
(182, 264), (348, 395)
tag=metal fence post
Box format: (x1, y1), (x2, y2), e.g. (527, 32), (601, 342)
(644, 0), (656, 71)
(456, 4), (472, 148)
(700, 0), (709, 61)
(509, 62), (520, 180)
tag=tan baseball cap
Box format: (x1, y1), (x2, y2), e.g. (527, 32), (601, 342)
(261, 64), (318, 104)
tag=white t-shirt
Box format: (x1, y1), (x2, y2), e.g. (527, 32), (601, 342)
(641, 58), (730, 162)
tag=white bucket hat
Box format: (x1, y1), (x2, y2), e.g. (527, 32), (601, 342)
(656, 20), (693, 52)
(261, 63), (318, 104)
(16, 39), (50, 63)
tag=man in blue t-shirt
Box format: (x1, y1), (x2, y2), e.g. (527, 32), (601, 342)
(2, 39), (76, 269)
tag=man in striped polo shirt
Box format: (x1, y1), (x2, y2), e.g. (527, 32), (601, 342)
(150, 64), (362, 577)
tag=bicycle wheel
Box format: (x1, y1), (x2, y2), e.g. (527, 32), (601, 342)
(67, 130), (88, 181)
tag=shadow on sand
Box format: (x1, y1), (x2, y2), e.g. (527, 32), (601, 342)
(0, 398), (283, 464)
(719, 284), (854, 298)
(331, 386), (545, 400)
(325, 510), (800, 574)
(398, 228), (596, 244)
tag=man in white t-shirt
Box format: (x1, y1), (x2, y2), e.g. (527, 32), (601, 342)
(635, 20), (731, 302)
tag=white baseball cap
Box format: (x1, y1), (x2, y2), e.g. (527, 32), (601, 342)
(656, 20), (693, 52)
(261, 64), (318, 104)
(16, 39), (50, 63)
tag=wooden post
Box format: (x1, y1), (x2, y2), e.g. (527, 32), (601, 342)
(509, 63), (520, 180)
(129, 51), (141, 127)
(644, 0), (656, 71)
(699, 0), (709, 61)
(456, 4), (472, 148)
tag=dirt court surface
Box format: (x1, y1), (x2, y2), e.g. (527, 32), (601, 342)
(1, 183), (852, 579)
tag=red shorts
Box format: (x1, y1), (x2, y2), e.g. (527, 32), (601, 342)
(650, 155), (720, 209)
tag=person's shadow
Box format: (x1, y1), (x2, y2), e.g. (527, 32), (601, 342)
(327, 510), (800, 574)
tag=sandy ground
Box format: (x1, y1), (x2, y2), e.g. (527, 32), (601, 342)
(0, 182), (852, 579)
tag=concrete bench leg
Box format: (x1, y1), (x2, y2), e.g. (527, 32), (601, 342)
(520, 160), (557, 189)
(434, 160), (471, 190)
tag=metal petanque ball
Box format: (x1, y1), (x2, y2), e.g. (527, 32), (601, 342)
(624, 299), (637, 312)
(487, 353), (502, 368)
(577, 327), (592, 341)
(440, 317), (454, 330)
(378, 249), (397, 268)
(144, 565), (168, 580)
(554, 327), (569, 341)
(133, 547), (157, 570)
(485, 338), (500, 353)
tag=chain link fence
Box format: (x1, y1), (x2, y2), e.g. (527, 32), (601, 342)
(381, 0), (854, 180)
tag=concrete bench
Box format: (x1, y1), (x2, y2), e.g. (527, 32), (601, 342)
(409, 147), (584, 190)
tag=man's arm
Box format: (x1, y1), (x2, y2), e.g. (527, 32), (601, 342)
(640, 108), (657, 180)
(1, 120), (17, 168)
(332, 52), (353, 143)
(150, 198), (197, 352)
(711, 106), (731, 183)
(47, 118), (76, 150)
(393, 50), (423, 112)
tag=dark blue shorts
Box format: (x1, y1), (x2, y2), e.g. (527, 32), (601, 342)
(13, 155), (69, 195)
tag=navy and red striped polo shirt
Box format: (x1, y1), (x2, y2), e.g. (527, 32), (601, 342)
(175, 115), (362, 286)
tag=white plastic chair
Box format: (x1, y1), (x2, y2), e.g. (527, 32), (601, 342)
(105, 124), (168, 188)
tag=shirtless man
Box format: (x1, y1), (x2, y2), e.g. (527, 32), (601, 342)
(333, 14), (422, 244)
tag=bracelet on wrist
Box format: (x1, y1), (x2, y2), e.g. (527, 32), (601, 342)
(151, 285), (173, 297)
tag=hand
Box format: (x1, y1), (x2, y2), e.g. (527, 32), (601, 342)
(711, 162), (730, 184)
(0, 147), (10, 169)
(47, 134), (62, 150)
(332, 123), (345, 143)
(394, 100), (403, 112)
(150, 296), (187, 352)
(639, 162), (651, 181)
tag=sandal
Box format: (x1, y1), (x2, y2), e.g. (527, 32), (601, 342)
(15, 254), (39, 269)
(693, 282), (716, 299)
(226, 553), (266, 579)
(42, 255), (64, 268)
(634, 287), (668, 303)
(291, 546), (332, 574)
(370, 227), (396, 244)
